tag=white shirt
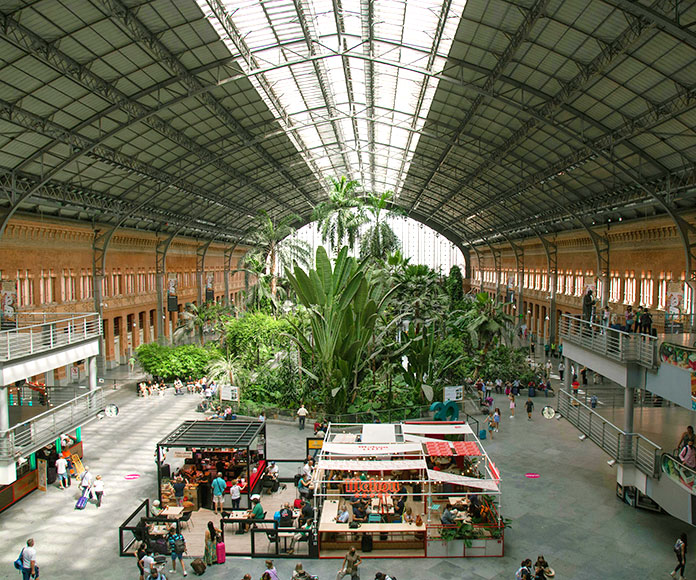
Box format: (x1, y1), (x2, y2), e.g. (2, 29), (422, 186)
(140, 554), (155, 572)
(55, 457), (68, 474)
(230, 484), (241, 500)
(93, 479), (104, 493)
(21, 546), (36, 568)
(297, 406), (308, 417)
(270, 464), (279, 476)
(302, 463), (313, 477)
(81, 471), (93, 487)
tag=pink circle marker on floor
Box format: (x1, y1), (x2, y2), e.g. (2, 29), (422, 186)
(525, 473), (540, 478)
(124, 474), (140, 480)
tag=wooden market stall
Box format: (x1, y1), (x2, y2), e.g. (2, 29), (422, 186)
(312, 421), (504, 559)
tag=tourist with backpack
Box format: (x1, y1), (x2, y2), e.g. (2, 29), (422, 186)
(515, 559), (532, 580)
(671, 532), (687, 579)
(167, 526), (188, 576)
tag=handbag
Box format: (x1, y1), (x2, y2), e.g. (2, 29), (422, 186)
(14, 548), (24, 570)
(415, 514), (423, 527)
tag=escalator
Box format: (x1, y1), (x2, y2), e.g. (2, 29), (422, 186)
(645, 453), (696, 525)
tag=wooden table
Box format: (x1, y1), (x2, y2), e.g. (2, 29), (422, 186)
(161, 506), (184, 518)
(448, 497), (470, 506)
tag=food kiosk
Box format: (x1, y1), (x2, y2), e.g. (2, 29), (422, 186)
(312, 421), (504, 558)
(156, 420), (267, 511)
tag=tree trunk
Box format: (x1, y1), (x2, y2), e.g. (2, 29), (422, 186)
(270, 244), (277, 298)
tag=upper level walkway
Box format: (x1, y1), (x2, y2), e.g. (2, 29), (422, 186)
(559, 314), (658, 368)
(0, 312), (101, 362)
(0, 312), (101, 386)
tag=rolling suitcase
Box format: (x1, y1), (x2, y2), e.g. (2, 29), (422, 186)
(75, 490), (88, 510)
(191, 558), (206, 575)
(361, 532), (373, 552)
(216, 541), (226, 564)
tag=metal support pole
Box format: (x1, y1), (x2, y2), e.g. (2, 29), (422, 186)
(624, 385), (635, 461)
(0, 387), (8, 432)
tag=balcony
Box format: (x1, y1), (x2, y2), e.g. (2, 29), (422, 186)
(559, 314), (658, 369)
(0, 387), (104, 462)
(0, 312), (101, 362)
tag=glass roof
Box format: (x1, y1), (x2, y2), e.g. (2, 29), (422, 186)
(197, 0), (467, 197)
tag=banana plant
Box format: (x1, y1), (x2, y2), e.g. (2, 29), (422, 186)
(286, 246), (398, 413)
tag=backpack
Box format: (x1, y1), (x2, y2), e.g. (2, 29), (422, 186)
(174, 537), (186, 554)
(675, 538), (684, 554)
(515, 566), (530, 580)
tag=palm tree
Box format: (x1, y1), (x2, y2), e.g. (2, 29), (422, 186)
(244, 211), (311, 298)
(173, 302), (204, 345)
(312, 176), (367, 252)
(359, 191), (401, 262)
(451, 292), (514, 357)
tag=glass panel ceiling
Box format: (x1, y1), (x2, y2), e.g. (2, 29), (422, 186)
(197, 0), (467, 198)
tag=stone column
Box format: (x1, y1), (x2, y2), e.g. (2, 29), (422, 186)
(623, 385), (635, 462)
(88, 356), (97, 391)
(0, 386), (8, 432)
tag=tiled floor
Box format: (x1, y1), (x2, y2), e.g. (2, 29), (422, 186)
(0, 368), (693, 580)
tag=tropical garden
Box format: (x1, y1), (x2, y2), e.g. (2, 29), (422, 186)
(136, 178), (535, 419)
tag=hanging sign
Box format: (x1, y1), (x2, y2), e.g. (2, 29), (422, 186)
(167, 273), (178, 312)
(1, 280), (17, 327)
(667, 282), (683, 314)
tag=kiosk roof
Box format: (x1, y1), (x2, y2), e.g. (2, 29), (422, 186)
(157, 420), (264, 449)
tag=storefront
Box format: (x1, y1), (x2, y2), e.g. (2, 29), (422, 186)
(156, 420), (267, 511)
(0, 431), (84, 514)
(312, 421), (503, 558)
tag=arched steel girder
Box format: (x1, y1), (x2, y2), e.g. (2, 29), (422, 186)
(0, 100), (271, 240)
(196, 239), (215, 307)
(0, 10), (314, 221)
(424, 9), (658, 221)
(0, 18), (684, 234)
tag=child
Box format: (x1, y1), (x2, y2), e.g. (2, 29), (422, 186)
(493, 408), (501, 433)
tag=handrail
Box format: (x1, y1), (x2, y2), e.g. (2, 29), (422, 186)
(0, 312), (101, 361)
(0, 387), (104, 460)
(661, 452), (696, 494)
(558, 389), (661, 477)
(559, 314), (658, 368)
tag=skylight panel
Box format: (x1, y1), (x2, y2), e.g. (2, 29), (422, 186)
(196, 0), (467, 197)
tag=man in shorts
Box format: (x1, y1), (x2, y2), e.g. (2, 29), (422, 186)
(167, 526), (187, 576)
(211, 472), (227, 514)
(55, 454), (68, 489)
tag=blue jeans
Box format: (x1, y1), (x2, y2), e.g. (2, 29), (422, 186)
(22, 567), (33, 580)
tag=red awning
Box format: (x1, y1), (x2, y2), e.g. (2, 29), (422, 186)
(452, 441), (482, 456)
(425, 441), (452, 456)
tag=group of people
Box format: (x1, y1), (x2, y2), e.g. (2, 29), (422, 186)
(678, 425), (696, 468)
(515, 555), (554, 579)
(584, 297), (655, 335)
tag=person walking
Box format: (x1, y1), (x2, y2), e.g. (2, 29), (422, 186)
(167, 525), (188, 576)
(297, 403), (308, 431)
(93, 474), (104, 507)
(264, 560), (280, 580)
(18, 538), (38, 580)
(80, 466), (94, 499)
(671, 532), (687, 579)
(55, 453), (68, 490)
(211, 472), (227, 514)
(525, 398), (534, 421)
(509, 394), (516, 419)
(493, 408), (501, 433)
(336, 546), (362, 580)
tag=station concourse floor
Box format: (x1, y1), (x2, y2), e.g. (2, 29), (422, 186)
(0, 382), (692, 580)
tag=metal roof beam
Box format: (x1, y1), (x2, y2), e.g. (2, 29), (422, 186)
(0, 99), (259, 223)
(361, 0), (377, 191)
(408, 0), (549, 214)
(0, 169), (242, 240)
(604, 0), (696, 50)
(0, 11), (298, 217)
(424, 8), (654, 221)
(98, 0), (316, 209)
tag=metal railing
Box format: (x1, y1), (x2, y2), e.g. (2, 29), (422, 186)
(559, 314), (658, 368)
(558, 389), (661, 477)
(0, 312), (101, 361)
(0, 387), (104, 460)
